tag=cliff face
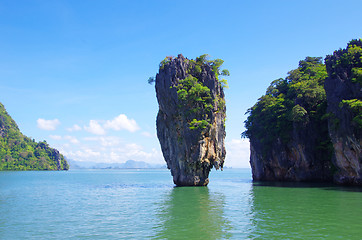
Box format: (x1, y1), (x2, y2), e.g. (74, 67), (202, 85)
(324, 40), (362, 185)
(250, 116), (333, 182)
(246, 40), (362, 185)
(155, 54), (226, 186)
(245, 57), (333, 183)
(0, 102), (69, 171)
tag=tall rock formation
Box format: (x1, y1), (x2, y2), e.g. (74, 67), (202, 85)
(155, 54), (227, 186)
(245, 57), (333, 182)
(244, 40), (362, 186)
(324, 39), (362, 185)
(0, 102), (69, 171)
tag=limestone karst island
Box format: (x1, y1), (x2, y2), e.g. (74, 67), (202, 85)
(243, 39), (362, 185)
(152, 54), (228, 186)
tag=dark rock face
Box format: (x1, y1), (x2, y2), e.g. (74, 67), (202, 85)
(325, 47), (362, 185)
(250, 120), (333, 182)
(248, 40), (362, 186)
(155, 54), (226, 186)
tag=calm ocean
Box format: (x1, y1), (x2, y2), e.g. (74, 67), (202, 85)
(0, 168), (361, 239)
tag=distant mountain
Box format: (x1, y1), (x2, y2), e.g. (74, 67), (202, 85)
(0, 102), (69, 170)
(67, 159), (165, 169)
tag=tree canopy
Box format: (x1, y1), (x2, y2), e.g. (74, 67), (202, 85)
(242, 57), (329, 153)
(0, 103), (68, 170)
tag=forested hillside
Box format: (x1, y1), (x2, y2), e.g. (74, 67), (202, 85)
(0, 102), (68, 170)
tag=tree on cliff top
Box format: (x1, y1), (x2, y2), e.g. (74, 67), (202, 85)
(326, 39), (362, 129)
(151, 54), (229, 130)
(242, 57), (329, 155)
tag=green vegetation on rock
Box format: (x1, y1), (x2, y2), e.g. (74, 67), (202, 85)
(327, 39), (362, 129)
(0, 102), (68, 171)
(242, 57), (330, 156)
(152, 54), (228, 131)
(177, 54), (228, 130)
(333, 39), (362, 85)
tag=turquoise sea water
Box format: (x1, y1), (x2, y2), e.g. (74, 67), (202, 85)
(0, 168), (361, 239)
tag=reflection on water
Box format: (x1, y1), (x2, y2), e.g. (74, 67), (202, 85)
(248, 182), (362, 239)
(153, 187), (232, 239)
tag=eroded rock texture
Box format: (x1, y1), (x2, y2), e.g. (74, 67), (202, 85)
(249, 117), (333, 182)
(155, 54), (226, 186)
(325, 42), (362, 185)
(247, 57), (333, 183)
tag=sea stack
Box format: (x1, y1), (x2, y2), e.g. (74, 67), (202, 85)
(155, 54), (227, 186)
(243, 39), (362, 186)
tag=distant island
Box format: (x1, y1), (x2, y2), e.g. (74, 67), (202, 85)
(243, 39), (361, 185)
(67, 159), (166, 169)
(0, 102), (69, 170)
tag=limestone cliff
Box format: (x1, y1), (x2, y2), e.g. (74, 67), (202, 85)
(244, 57), (333, 183)
(324, 40), (362, 185)
(155, 54), (227, 186)
(245, 40), (362, 186)
(249, 120), (333, 182)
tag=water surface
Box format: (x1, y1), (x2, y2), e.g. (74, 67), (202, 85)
(0, 169), (361, 239)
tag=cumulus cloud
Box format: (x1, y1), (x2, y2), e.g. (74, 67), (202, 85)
(66, 124), (82, 132)
(225, 138), (250, 168)
(83, 136), (121, 147)
(64, 135), (80, 144)
(37, 118), (60, 131)
(56, 137), (163, 165)
(84, 120), (106, 135)
(104, 114), (140, 132)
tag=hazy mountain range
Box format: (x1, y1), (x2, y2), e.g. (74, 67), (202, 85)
(67, 159), (166, 169)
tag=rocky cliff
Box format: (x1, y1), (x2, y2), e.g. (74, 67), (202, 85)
(324, 40), (362, 185)
(246, 57), (333, 182)
(249, 121), (333, 182)
(244, 40), (362, 185)
(155, 54), (227, 186)
(0, 102), (69, 171)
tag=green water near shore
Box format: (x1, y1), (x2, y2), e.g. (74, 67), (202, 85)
(0, 169), (361, 239)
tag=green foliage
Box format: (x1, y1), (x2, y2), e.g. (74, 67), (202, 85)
(157, 54), (228, 131)
(0, 103), (68, 171)
(290, 104), (308, 122)
(242, 57), (330, 156)
(334, 39), (362, 85)
(221, 69), (230, 76)
(340, 99), (362, 128)
(176, 75), (213, 130)
(189, 119), (210, 130)
(188, 54), (230, 90)
(148, 77), (155, 85)
(159, 56), (174, 69)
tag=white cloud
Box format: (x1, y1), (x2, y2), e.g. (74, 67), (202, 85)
(225, 138), (250, 168)
(104, 114), (140, 132)
(37, 118), (60, 131)
(49, 135), (62, 140)
(64, 135), (80, 144)
(56, 137), (163, 164)
(66, 124), (82, 132)
(83, 136), (121, 147)
(84, 120), (106, 135)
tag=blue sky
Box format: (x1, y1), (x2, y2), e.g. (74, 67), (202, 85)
(0, 0), (361, 168)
